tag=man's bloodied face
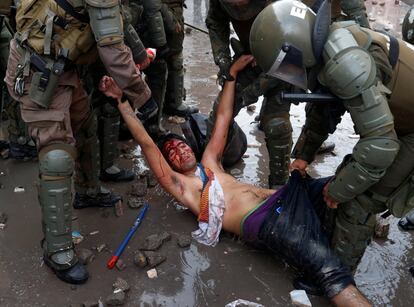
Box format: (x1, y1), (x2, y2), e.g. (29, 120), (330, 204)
(162, 139), (197, 173)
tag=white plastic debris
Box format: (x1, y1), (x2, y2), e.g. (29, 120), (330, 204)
(225, 299), (264, 307)
(89, 230), (100, 236)
(147, 268), (158, 279)
(14, 186), (25, 193)
(290, 290), (312, 307)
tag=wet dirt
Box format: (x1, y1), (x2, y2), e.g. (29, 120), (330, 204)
(1, 1), (414, 306)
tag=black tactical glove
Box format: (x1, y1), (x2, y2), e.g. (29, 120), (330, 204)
(156, 44), (170, 59)
(137, 97), (158, 122)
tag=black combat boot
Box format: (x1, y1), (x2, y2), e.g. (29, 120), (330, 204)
(9, 142), (37, 159)
(164, 103), (199, 117)
(73, 189), (122, 209)
(44, 256), (89, 284)
(100, 167), (135, 182)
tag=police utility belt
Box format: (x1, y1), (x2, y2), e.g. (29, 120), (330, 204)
(14, 33), (68, 109)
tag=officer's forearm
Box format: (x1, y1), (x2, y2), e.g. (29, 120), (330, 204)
(98, 44), (151, 109)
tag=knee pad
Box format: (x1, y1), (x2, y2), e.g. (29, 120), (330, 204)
(39, 145), (75, 178)
(263, 117), (292, 139)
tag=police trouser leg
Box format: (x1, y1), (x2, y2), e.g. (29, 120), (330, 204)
(145, 59), (168, 133)
(74, 111), (100, 195)
(5, 99), (31, 145)
(142, 0), (167, 48)
(339, 0), (370, 27)
(39, 144), (78, 270)
(166, 56), (184, 108)
(96, 102), (120, 171)
(261, 91), (292, 187)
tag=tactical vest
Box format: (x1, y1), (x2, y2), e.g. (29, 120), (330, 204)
(336, 23), (414, 136)
(16, 0), (96, 64)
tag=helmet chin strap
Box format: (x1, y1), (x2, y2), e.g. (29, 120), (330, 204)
(312, 0), (331, 60)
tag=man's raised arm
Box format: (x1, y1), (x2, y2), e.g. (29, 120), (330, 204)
(202, 55), (254, 167)
(98, 76), (188, 202)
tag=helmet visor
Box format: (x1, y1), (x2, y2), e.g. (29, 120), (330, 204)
(220, 0), (267, 20)
(266, 44), (308, 90)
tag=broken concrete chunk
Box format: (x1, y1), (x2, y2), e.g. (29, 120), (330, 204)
(14, 186), (25, 193)
(147, 268), (158, 279)
(96, 244), (106, 253)
(130, 177), (147, 197)
(290, 290), (312, 307)
(246, 105), (256, 112)
(116, 259), (126, 271)
(133, 251), (147, 268)
(177, 234), (191, 248)
(139, 232), (171, 251)
(147, 172), (158, 188)
(105, 291), (126, 306)
(127, 197), (145, 209)
(167, 115), (185, 124)
(375, 215), (391, 239)
(113, 277), (130, 292)
(77, 248), (95, 265)
(144, 251), (166, 268)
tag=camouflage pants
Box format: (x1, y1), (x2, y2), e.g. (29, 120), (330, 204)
(164, 5), (185, 109)
(5, 39), (100, 192)
(328, 133), (414, 269)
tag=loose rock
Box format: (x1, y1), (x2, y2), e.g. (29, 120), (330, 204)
(114, 200), (124, 217)
(105, 291), (126, 306)
(130, 177), (147, 197)
(127, 197), (145, 209)
(144, 251), (166, 268)
(133, 251), (147, 268)
(96, 244), (106, 253)
(185, 27), (192, 34)
(147, 172), (158, 188)
(139, 232), (171, 250)
(375, 215), (391, 238)
(113, 277), (130, 292)
(77, 248), (95, 265)
(246, 105), (256, 112)
(167, 115), (185, 124)
(116, 259), (126, 271)
(0, 212), (8, 229)
(177, 234), (191, 248)
(147, 268), (158, 279)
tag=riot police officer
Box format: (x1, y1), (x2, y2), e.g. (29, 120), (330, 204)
(5, 0), (157, 284)
(250, 0), (414, 269)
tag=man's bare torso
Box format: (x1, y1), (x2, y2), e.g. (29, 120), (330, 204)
(183, 164), (276, 235)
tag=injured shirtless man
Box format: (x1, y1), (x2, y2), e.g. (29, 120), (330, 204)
(100, 55), (371, 307)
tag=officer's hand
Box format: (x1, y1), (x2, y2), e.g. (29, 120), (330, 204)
(99, 76), (122, 102)
(323, 183), (339, 209)
(290, 159), (308, 177)
(229, 55), (254, 78)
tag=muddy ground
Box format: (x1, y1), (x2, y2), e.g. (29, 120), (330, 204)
(1, 1), (414, 306)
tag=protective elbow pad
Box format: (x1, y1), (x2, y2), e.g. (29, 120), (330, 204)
(321, 29), (376, 99)
(86, 0), (124, 46)
(328, 136), (400, 202)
